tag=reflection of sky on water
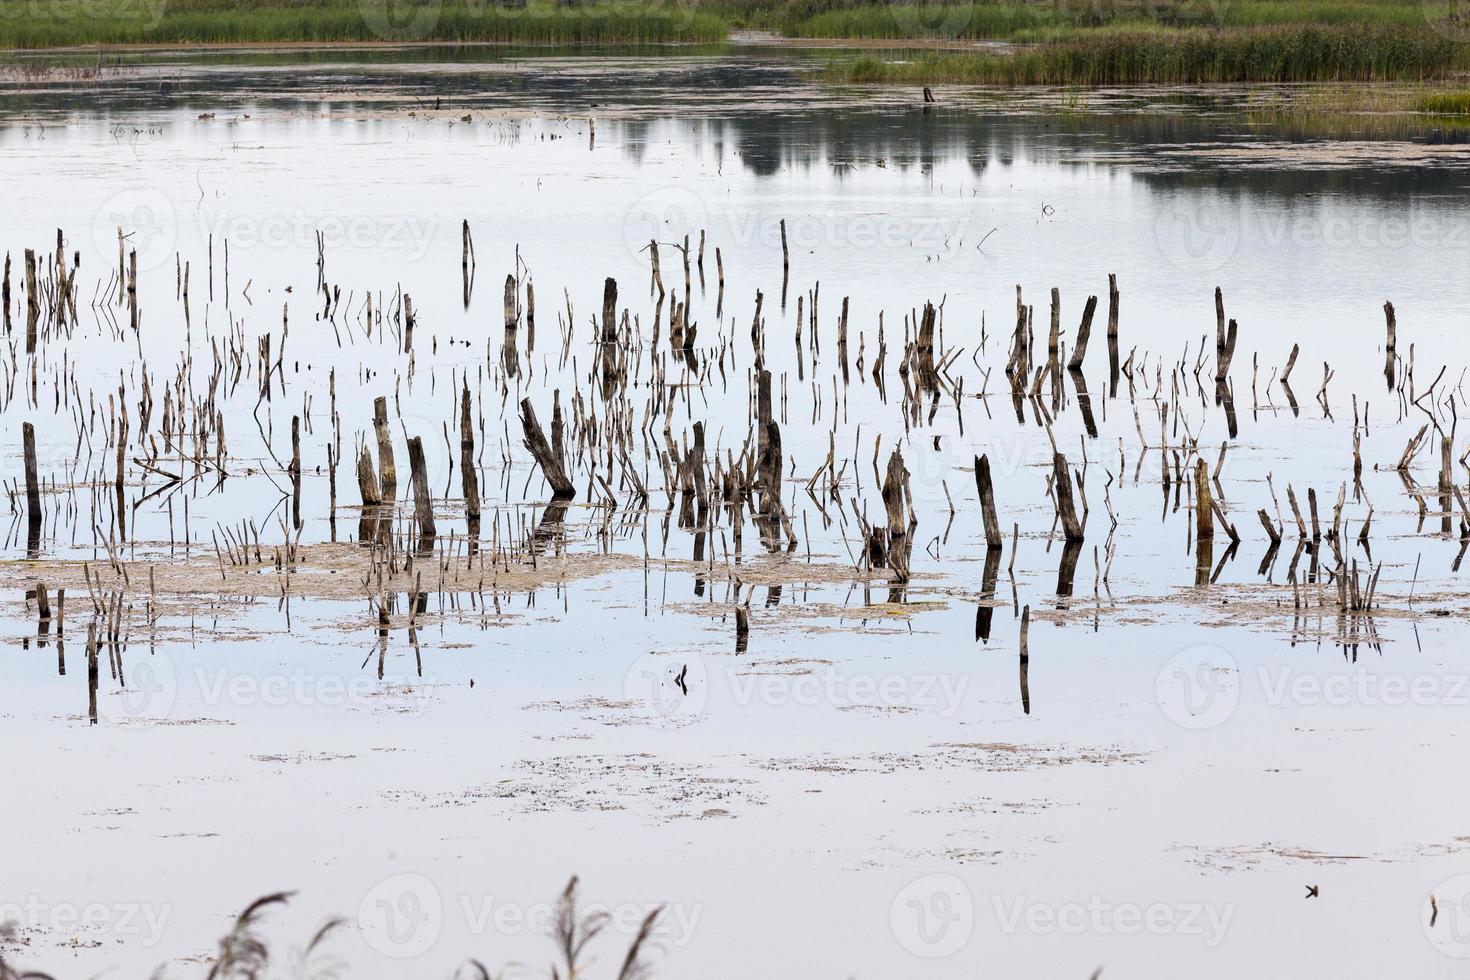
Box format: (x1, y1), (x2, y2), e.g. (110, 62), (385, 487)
(3, 49), (1470, 980)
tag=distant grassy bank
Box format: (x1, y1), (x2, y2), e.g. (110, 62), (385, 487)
(0, 0), (728, 47)
(774, 0), (1460, 39)
(3, 0), (1470, 88)
(826, 25), (1467, 84)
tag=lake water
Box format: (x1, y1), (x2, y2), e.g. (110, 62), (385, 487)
(4, 45), (1470, 980)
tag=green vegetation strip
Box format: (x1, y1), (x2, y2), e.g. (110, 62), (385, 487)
(1418, 91), (1470, 113)
(827, 26), (1466, 84)
(0, 0), (728, 47)
(778, 0), (1461, 38)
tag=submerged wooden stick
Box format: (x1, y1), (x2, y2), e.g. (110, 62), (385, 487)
(1052, 453), (1084, 542)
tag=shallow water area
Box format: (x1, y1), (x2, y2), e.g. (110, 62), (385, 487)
(3, 45), (1470, 980)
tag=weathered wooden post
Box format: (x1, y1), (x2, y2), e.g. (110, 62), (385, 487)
(373, 397), (397, 502)
(406, 435), (436, 544)
(974, 454), (1003, 551)
(1067, 295), (1098, 371)
(1053, 453), (1084, 542)
(460, 382), (480, 535)
(520, 398), (575, 500)
(23, 421), (41, 554)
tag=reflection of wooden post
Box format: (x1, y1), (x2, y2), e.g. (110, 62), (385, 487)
(975, 454), (1002, 551)
(407, 435), (435, 541)
(520, 398), (574, 500)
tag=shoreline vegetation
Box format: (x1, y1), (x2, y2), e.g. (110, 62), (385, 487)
(831, 25), (1466, 84)
(1, 0), (1469, 90)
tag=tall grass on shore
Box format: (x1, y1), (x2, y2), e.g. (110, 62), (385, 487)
(0, 0), (728, 48)
(1418, 91), (1470, 114)
(828, 25), (1464, 84)
(780, 0), (1461, 39)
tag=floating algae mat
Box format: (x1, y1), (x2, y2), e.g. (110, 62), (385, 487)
(3, 47), (1470, 980)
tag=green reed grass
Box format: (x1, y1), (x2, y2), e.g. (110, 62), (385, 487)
(1417, 90), (1470, 113)
(0, 0), (728, 48)
(779, 0), (1460, 38)
(827, 25), (1464, 84)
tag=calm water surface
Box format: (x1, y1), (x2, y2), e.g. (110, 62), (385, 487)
(4, 47), (1470, 980)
